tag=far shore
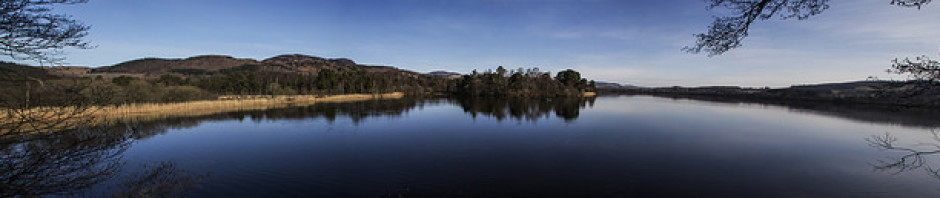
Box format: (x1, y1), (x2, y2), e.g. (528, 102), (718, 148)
(1, 91), (605, 135)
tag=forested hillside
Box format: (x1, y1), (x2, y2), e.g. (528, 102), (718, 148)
(0, 54), (596, 107)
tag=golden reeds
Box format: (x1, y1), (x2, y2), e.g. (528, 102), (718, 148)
(1, 92), (404, 135)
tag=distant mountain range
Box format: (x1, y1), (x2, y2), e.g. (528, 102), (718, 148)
(594, 82), (642, 90)
(427, 71), (462, 79)
(42, 54), (435, 79)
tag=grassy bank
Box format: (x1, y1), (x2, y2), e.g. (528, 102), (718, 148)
(1, 92), (404, 135)
(97, 92), (403, 119)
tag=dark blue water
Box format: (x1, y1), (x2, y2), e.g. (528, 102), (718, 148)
(5, 96), (940, 197)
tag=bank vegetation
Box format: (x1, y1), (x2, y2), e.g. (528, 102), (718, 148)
(1, 61), (596, 137)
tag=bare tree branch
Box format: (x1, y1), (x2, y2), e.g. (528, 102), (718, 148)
(687, 0), (932, 56)
(0, 0), (92, 65)
(891, 55), (940, 84)
(892, 0), (933, 9)
(867, 131), (940, 177)
(685, 0), (830, 56)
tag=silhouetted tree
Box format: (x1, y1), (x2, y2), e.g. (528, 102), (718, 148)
(0, 0), (92, 65)
(685, 0), (829, 56)
(686, 0), (938, 92)
(891, 56), (939, 83)
(686, 0), (931, 56)
(0, 0), (96, 137)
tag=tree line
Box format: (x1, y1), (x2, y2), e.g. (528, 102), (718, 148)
(1, 62), (596, 106)
(456, 66), (595, 97)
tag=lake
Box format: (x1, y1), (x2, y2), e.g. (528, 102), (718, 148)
(4, 95), (940, 197)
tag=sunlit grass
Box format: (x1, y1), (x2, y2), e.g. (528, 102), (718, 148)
(0, 92), (404, 135)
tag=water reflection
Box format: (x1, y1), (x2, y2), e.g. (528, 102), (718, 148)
(645, 94), (940, 183)
(95, 97), (596, 130)
(632, 94), (940, 128)
(112, 161), (208, 198)
(0, 97), (597, 197)
(453, 97), (595, 122)
(242, 98), (435, 124)
(204, 97), (596, 124)
(1, 122), (207, 197)
(868, 130), (940, 180)
(8, 96), (940, 197)
(1, 127), (130, 197)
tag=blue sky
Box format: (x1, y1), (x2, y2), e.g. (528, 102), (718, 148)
(11, 0), (940, 87)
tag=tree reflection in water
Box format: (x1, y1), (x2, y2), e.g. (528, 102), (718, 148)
(112, 161), (208, 198)
(1, 126), (130, 197)
(1, 122), (207, 197)
(868, 130), (940, 179)
(122, 97), (595, 126)
(453, 97), (595, 122)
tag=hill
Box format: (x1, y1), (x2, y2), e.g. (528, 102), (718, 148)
(594, 82), (642, 90)
(83, 54), (420, 78)
(93, 55), (260, 74)
(427, 71), (462, 79)
(0, 62), (58, 81)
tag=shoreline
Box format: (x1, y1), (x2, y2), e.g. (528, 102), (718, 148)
(600, 91), (940, 108)
(2, 92), (404, 135)
(97, 92), (404, 120)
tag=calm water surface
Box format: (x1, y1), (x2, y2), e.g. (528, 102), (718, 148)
(5, 96), (940, 197)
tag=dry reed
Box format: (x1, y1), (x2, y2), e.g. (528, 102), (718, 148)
(1, 92), (404, 134)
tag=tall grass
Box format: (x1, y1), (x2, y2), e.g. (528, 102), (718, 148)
(1, 92), (404, 135)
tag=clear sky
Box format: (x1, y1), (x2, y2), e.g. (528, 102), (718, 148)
(10, 0), (940, 87)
